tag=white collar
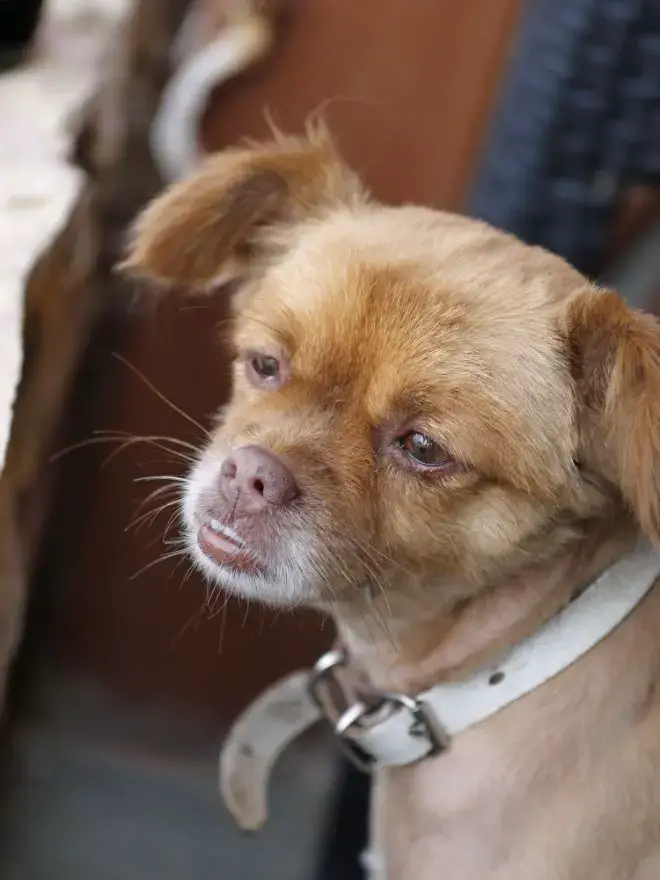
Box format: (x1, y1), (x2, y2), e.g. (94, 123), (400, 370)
(219, 538), (660, 830)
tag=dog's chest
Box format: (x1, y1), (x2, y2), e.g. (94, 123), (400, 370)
(367, 706), (660, 880)
(370, 730), (530, 880)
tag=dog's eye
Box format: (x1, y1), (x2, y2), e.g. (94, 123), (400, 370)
(245, 353), (282, 387)
(251, 355), (279, 378)
(397, 432), (451, 468)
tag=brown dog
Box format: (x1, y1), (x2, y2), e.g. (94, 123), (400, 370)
(122, 129), (660, 879)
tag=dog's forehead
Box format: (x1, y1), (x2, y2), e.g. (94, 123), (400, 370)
(246, 208), (575, 397)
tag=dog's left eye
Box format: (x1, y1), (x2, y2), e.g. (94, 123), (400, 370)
(397, 431), (451, 468)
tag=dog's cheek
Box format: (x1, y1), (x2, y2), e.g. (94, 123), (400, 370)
(292, 469), (382, 594)
(460, 487), (551, 560)
(375, 475), (552, 583)
(376, 474), (467, 571)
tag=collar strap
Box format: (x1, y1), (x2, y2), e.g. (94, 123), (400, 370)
(310, 539), (660, 770)
(220, 539), (660, 829)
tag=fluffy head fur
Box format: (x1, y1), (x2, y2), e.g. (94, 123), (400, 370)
(120, 130), (660, 615)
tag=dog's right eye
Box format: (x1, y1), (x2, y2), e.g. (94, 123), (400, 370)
(244, 352), (285, 389)
(252, 354), (279, 378)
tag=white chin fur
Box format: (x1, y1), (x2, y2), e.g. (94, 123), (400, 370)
(185, 535), (317, 606)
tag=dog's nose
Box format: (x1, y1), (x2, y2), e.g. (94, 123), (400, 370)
(219, 445), (299, 512)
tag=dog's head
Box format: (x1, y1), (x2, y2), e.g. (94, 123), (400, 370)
(121, 130), (660, 610)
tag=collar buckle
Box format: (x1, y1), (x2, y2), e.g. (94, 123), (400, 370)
(308, 649), (450, 772)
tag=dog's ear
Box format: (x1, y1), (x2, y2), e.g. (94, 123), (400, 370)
(564, 288), (660, 541)
(118, 127), (364, 289)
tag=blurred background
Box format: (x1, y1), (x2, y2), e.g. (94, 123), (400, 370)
(1, 0), (660, 877)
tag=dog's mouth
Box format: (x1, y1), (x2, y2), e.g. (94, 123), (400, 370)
(197, 518), (264, 575)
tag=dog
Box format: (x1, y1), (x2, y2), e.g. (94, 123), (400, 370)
(121, 128), (660, 880)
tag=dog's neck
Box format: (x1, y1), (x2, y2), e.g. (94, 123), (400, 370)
(335, 518), (639, 694)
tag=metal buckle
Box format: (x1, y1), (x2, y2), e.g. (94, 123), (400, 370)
(310, 648), (349, 682)
(308, 650), (450, 773)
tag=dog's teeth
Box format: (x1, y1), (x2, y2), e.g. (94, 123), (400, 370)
(208, 518), (246, 546)
(226, 528), (246, 546)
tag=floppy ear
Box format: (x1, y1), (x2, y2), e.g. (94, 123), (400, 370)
(564, 288), (660, 542)
(118, 127), (364, 289)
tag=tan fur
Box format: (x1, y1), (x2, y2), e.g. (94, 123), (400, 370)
(564, 289), (660, 541)
(120, 124), (364, 288)
(123, 131), (660, 879)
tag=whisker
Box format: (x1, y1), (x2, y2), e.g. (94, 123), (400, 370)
(142, 510), (184, 551)
(50, 434), (133, 462)
(51, 433), (198, 468)
(132, 486), (183, 532)
(182, 563), (196, 585)
(129, 497), (181, 532)
(137, 480), (181, 502)
(112, 353), (210, 438)
(162, 508), (184, 542)
(241, 597), (251, 629)
(131, 548), (188, 580)
(163, 534), (187, 545)
(134, 474), (188, 484)
(99, 430), (200, 453)
(175, 606), (203, 644)
(98, 433), (197, 466)
(217, 597), (229, 656)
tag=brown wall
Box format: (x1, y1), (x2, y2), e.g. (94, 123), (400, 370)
(31, 0), (522, 721)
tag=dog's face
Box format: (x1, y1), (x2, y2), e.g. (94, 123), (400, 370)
(122, 131), (660, 610)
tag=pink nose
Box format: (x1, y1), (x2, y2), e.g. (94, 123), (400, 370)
(219, 445), (299, 513)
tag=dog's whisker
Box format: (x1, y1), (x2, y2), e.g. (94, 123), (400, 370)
(129, 498), (181, 533)
(217, 596), (230, 656)
(162, 508), (184, 542)
(97, 434), (197, 466)
(163, 535), (188, 547)
(174, 603), (204, 645)
(50, 434), (138, 463)
(144, 515), (184, 552)
(98, 430), (200, 453)
(51, 434), (197, 472)
(241, 596), (251, 629)
(131, 482), (181, 518)
(358, 538), (408, 575)
(130, 548), (189, 580)
(134, 474), (188, 484)
(112, 354), (210, 439)
(334, 547), (396, 645)
(170, 553), (191, 579)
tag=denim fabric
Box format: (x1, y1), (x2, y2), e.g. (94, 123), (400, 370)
(471, 0), (660, 276)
